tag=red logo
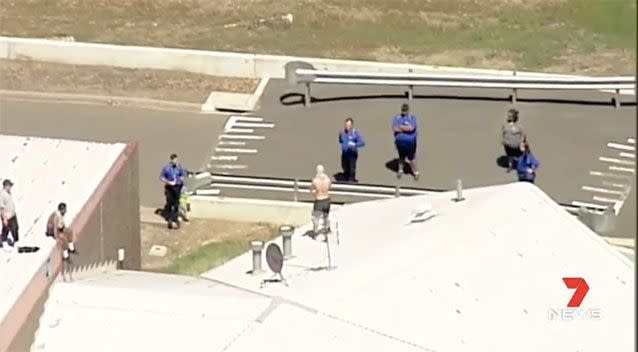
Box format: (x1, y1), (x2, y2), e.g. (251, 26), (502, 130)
(562, 277), (590, 308)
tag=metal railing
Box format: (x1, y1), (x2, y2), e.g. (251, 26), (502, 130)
(190, 172), (605, 215)
(285, 61), (635, 108)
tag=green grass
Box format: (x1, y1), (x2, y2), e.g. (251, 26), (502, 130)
(0, 0), (635, 74)
(159, 240), (254, 276)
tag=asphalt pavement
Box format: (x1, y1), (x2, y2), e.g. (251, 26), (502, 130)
(210, 79), (636, 238)
(0, 98), (225, 207)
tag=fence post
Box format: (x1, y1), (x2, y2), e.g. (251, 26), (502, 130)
(293, 179), (299, 201)
(615, 89), (621, 109)
(304, 83), (311, 107)
(511, 71), (518, 104)
(395, 184), (401, 197)
(408, 85), (414, 101)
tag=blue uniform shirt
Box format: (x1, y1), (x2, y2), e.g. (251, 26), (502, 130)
(338, 129), (365, 154)
(160, 163), (185, 185)
(392, 114), (417, 145)
(516, 153), (540, 181)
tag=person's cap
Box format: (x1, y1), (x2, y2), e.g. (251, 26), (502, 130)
(401, 103), (409, 112)
(170, 153), (178, 159)
(2, 179), (13, 187)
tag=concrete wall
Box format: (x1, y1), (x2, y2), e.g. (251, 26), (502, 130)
(0, 142), (141, 352)
(0, 36), (590, 80)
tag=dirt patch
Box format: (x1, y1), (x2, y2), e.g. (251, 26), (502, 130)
(141, 217), (279, 272)
(0, 59), (259, 103)
(545, 47), (636, 76)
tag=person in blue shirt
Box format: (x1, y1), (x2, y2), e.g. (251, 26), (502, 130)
(159, 153), (185, 229)
(516, 141), (540, 183)
(392, 103), (419, 180)
(338, 117), (365, 182)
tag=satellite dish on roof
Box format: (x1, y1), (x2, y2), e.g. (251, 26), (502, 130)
(260, 243), (289, 288)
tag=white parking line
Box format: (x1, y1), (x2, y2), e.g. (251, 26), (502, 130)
(619, 152), (635, 159)
(215, 148), (258, 154)
(593, 195), (621, 203)
(226, 128), (254, 134)
(628, 138), (636, 144)
(218, 141), (246, 146)
(233, 122), (275, 129)
(196, 188), (221, 195)
(599, 157), (635, 166)
(582, 186), (625, 196)
(220, 134), (265, 140)
(211, 155), (238, 161)
(589, 171), (632, 179)
(570, 201), (609, 210)
(601, 181), (630, 189)
(609, 166), (636, 174)
(233, 116), (264, 122)
(607, 142), (635, 152)
(212, 164), (248, 169)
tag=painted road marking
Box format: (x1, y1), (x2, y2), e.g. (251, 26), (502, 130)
(233, 116), (264, 122)
(570, 201), (608, 210)
(609, 166), (635, 174)
(619, 152), (635, 159)
(196, 188), (221, 195)
(215, 148), (258, 154)
(601, 181), (630, 189)
(211, 155), (238, 161)
(218, 141), (246, 146)
(582, 186), (625, 196)
(607, 142), (635, 152)
(628, 138), (636, 144)
(589, 171), (632, 180)
(226, 128), (254, 134)
(599, 157), (635, 166)
(593, 195), (621, 203)
(212, 164), (248, 170)
(220, 134), (265, 140)
(233, 122), (275, 129)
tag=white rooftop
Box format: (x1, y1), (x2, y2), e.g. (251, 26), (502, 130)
(32, 182), (634, 352)
(0, 134), (125, 326)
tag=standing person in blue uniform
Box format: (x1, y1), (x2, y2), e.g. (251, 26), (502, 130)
(516, 141), (540, 183)
(392, 103), (419, 180)
(160, 153), (185, 229)
(338, 117), (365, 182)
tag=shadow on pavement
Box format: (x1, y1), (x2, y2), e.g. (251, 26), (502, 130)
(385, 158), (414, 175)
(280, 92), (636, 107)
(496, 155), (510, 168)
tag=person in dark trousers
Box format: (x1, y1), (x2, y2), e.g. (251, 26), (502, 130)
(160, 154), (185, 229)
(338, 117), (365, 182)
(392, 103), (419, 180)
(501, 108), (526, 172)
(1, 179), (18, 251)
(516, 141), (540, 183)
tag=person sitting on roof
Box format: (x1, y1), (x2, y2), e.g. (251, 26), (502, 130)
(46, 202), (76, 260)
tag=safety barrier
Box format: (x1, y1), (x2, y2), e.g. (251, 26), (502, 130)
(191, 172), (604, 215)
(285, 61), (636, 109)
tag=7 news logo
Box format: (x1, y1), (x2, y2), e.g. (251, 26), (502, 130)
(548, 277), (602, 321)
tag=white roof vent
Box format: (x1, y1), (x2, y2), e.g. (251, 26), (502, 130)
(410, 203), (438, 223)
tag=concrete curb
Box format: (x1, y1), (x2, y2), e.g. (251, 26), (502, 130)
(0, 90), (207, 113)
(201, 75), (271, 112)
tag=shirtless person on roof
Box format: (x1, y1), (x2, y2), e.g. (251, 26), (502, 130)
(311, 164), (332, 237)
(46, 202), (76, 260)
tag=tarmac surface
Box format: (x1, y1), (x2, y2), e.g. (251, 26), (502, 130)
(0, 98), (225, 207)
(210, 79), (636, 238)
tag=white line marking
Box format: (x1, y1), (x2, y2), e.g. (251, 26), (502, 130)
(211, 155), (238, 161)
(609, 166), (635, 174)
(582, 186), (625, 196)
(195, 188), (221, 195)
(628, 138), (636, 144)
(194, 172), (211, 179)
(602, 237), (635, 248)
(599, 157), (635, 166)
(232, 116), (264, 122)
(615, 246), (635, 256)
(619, 152), (635, 159)
(233, 122), (275, 128)
(570, 201), (609, 210)
(220, 134), (265, 140)
(227, 128), (254, 133)
(212, 164), (248, 169)
(601, 181), (630, 189)
(593, 196), (621, 203)
(607, 142), (635, 152)
(589, 171), (632, 179)
(218, 141), (246, 146)
(215, 148), (258, 154)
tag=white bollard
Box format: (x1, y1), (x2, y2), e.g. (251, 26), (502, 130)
(454, 179), (465, 202)
(280, 225), (294, 259)
(251, 241), (264, 275)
